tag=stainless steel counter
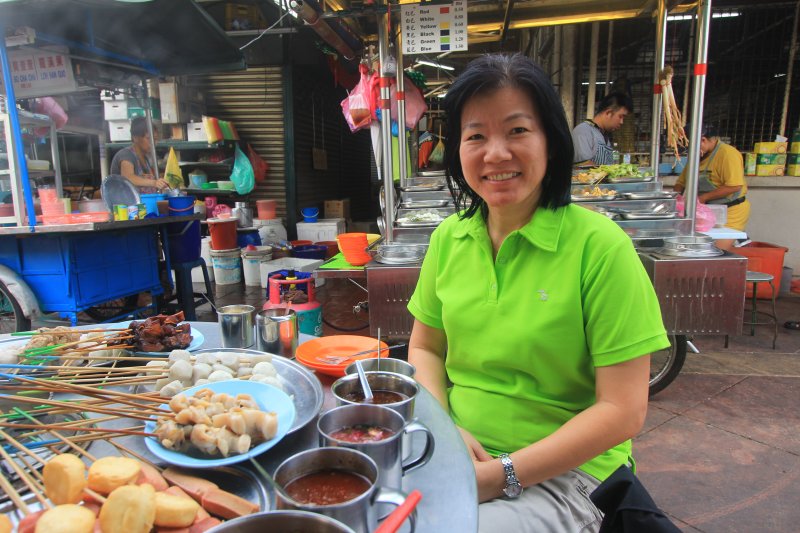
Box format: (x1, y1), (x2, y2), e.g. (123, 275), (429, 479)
(0, 213), (202, 235)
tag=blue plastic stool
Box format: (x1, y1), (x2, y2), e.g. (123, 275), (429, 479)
(172, 258), (214, 321)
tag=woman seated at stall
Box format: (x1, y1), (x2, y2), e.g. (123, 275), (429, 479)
(407, 53), (670, 532)
(110, 116), (169, 192)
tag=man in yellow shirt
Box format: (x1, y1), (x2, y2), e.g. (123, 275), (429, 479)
(674, 124), (750, 251)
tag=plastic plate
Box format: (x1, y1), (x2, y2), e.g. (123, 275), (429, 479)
(144, 380), (296, 468)
(134, 326), (205, 356)
(295, 335), (389, 377)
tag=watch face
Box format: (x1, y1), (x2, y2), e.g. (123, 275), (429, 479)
(503, 483), (523, 499)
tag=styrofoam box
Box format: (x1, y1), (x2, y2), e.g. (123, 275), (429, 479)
(103, 100), (129, 120)
(187, 122), (207, 142)
(296, 218), (346, 242)
(259, 257), (324, 289)
(108, 119), (131, 142)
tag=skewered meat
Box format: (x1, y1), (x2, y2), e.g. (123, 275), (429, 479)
(109, 311), (192, 352)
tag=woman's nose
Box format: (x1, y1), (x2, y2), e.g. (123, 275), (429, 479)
(483, 137), (512, 162)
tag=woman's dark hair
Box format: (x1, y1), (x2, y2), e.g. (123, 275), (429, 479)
(442, 53), (573, 217)
(130, 116), (149, 139)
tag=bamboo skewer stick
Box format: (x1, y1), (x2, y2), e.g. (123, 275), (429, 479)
(0, 421), (156, 438)
(0, 464), (30, 514)
(6, 409), (98, 462)
(13, 328), (130, 336)
(0, 394), (162, 421)
(0, 434), (51, 508)
(109, 440), (160, 470)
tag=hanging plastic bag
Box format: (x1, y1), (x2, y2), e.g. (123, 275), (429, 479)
(675, 195), (717, 232)
(340, 64), (375, 133)
(230, 145), (255, 195)
(389, 77), (428, 130)
(247, 143), (269, 182)
(164, 147), (184, 189)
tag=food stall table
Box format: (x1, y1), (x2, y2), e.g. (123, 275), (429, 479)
(45, 321), (479, 532)
(0, 214), (202, 328)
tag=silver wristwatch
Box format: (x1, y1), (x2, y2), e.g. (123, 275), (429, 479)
(499, 453), (523, 498)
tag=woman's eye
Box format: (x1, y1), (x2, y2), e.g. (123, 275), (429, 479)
(510, 127), (528, 134)
(465, 133), (483, 141)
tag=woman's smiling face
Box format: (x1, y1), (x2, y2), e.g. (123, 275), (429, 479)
(458, 86), (548, 216)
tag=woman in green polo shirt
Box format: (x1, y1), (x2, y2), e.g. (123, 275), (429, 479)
(407, 54), (670, 532)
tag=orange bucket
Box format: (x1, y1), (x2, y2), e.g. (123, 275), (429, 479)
(208, 218), (238, 250)
(256, 199), (277, 219)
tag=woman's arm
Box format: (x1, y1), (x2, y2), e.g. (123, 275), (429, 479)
(408, 319), (449, 410)
(473, 355), (651, 502)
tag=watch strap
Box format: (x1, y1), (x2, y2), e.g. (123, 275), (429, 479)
(499, 453), (522, 497)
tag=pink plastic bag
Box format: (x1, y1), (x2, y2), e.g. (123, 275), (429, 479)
(340, 64), (375, 133)
(389, 77), (428, 130)
(675, 195), (717, 232)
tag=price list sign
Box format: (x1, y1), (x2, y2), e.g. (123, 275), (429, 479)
(401, 1), (467, 55)
(4, 46), (77, 98)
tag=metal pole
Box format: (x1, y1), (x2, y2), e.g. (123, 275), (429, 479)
(605, 21), (614, 96)
(377, 3), (395, 242)
(395, 33), (409, 189)
(779, 0), (800, 136)
(553, 26), (561, 86)
(142, 81), (159, 183)
(682, 16), (696, 124)
(586, 22), (599, 119)
(684, 0), (713, 234)
(0, 32), (37, 228)
(650, 0), (667, 173)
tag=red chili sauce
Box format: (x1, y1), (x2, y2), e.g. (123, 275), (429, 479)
(285, 469), (371, 505)
(343, 390), (407, 405)
(330, 424), (395, 443)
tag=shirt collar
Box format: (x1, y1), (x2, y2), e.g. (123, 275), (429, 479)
(452, 206), (566, 252)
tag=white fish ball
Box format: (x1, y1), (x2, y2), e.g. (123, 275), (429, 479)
(236, 367), (253, 378)
(252, 361), (277, 377)
(194, 379), (210, 387)
(195, 352), (218, 366)
(168, 349), (192, 364)
(0, 348), (19, 365)
(247, 353), (273, 365)
(160, 380), (184, 398)
(219, 352), (240, 369)
(192, 363), (213, 382)
(146, 360), (169, 369)
(154, 378), (171, 392)
(208, 370), (234, 382)
(169, 359), (193, 382)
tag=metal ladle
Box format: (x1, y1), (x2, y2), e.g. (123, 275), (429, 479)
(355, 359), (374, 402)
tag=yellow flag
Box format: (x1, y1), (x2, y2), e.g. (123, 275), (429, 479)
(164, 147), (183, 189)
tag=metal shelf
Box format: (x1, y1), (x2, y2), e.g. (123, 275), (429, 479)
(106, 140), (229, 150)
(178, 161), (232, 171)
(184, 187), (241, 197)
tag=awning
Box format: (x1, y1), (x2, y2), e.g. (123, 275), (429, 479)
(0, 0), (245, 76)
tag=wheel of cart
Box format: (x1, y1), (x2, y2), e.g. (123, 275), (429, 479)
(649, 334), (687, 396)
(0, 279), (31, 333)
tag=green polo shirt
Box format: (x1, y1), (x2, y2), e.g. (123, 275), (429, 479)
(408, 204), (669, 481)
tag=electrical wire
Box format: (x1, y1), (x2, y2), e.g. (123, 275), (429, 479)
(239, 10), (294, 50)
(322, 317), (370, 332)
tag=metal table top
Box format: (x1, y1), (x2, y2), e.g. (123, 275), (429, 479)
(7, 322), (478, 532)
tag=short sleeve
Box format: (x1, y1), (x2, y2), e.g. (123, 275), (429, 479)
(582, 238), (670, 366)
(407, 229), (444, 329)
(572, 124), (596, 163)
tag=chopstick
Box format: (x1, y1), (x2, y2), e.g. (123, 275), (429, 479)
(321, 343), (407, 364)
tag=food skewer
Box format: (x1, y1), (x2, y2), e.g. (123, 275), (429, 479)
(12, 328), (131, 337)
(0, 394), (164, 421)
(0, 421), (156, 438)
(0, 461), (31, 513)
(0, 432), (51, 508)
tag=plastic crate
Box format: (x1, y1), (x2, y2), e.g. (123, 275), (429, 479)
(734, 241), (788, 299)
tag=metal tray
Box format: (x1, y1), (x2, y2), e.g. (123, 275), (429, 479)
(400, 199), (450, 209)
(605, 175), (654, 183)
(619, 212), (677, 220)
(148, 349), (324, 435)
(571, 194), (619, 202)
(396, 219), (442, 227)
(622, 191), (677, 200)
(417, 170), (446, 177)
(400, 184), (446, 192)
(373, 244), (427, 264)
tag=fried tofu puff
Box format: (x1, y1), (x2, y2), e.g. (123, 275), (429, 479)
(87, 456), (141, 495)
(43, 454), (87, 505)
(98, 484), (156, 533)
(34, 504), (95, 533)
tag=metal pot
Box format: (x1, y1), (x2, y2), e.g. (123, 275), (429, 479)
(656, 235), (723, 257)
(210, 510), (355, 533)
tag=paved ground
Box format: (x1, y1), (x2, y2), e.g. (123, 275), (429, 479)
(57, 277), (800, 532)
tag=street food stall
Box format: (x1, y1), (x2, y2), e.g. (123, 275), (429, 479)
(0, 0), (244, 330)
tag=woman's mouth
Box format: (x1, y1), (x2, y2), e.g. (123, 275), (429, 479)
(484, 172), (520, 182)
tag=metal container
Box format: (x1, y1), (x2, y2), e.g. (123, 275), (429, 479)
(274, 447), (414, 533)
(656, 235), (723, 257)
(366, 263), (421, 339)
(210, 511), (355, 533)
(232, 202), (253, 228)
(318, 404), (434, 490)
(639, 250), (747, 335)
(345, 357), (416, 378)
(255, 307), (298, 358)
(332, 371), (419, 421)
(218, 304), (255, 348)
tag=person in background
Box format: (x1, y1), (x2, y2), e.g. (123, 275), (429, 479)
(673, 124), (750, 251)
(571, 92), (634, 165)
(407, 53), (669, 532)
(110, 116), (169, 192)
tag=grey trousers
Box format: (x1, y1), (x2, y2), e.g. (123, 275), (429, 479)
(478, 469), (603, 533)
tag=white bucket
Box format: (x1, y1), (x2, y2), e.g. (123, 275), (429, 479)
(241, 246), (273, 287)
(210, 248), (242, 285)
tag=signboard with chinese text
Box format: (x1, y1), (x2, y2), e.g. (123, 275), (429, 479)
(3, 47), (77, 98)
(401, 1), (467, 55)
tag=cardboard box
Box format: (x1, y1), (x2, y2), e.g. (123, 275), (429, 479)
(296, 219), (346, 242)
(186, 122), (207, 142)
(225, 3), (266, 30)
(107, 119), (131, 142)
(127, 98), (161, 121)
(756, 153), (787, 166)
(791, 129), (800, 143)
(324, 199), (351, 220)
(787, 164), (800, 176)
(755, 164), (785, 176)
(788, 153), (800, 165)
(103, 100), (128, 120)
(789, 142), (800, 154)
(170, 124), (187, 141)
(754, 141), (787, 154)
(744, 152), (757, 175)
